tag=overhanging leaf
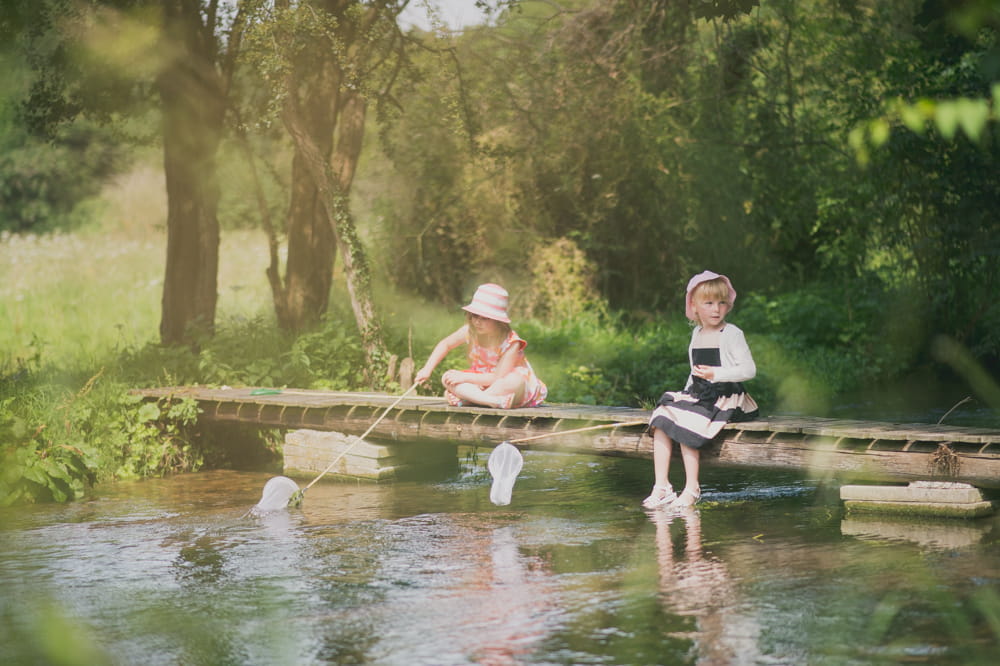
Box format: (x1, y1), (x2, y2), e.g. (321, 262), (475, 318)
(934, 101), (959, 140)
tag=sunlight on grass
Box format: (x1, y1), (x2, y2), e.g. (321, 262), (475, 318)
(0, 163), (275, 372)
(0, 230), (162, 368)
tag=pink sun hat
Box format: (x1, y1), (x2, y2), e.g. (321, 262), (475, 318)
(462, 283), (511, 323)
(685, 270), (737, 321)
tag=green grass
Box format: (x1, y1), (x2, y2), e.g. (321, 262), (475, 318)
(1, 164), (277, 376)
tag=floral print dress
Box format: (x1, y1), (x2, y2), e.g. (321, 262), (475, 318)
(445, 330), (547, 408)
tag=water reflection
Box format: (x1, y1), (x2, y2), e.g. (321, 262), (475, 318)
(356, 516), (560, 665)
(651, 508), (761, 665)
(3, 464), (1000, 665)
(841, 514), (993, 550)
(453, 525), (554, 665)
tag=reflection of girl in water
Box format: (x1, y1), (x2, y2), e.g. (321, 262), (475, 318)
(651, 509), (761, 663)
(451, 525), (558, 665)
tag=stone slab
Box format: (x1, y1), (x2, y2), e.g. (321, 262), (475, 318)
(283, 428), (457, 481)
(286, 430), (395, 459)
(840, 481), (984, 504)
(284, 461), (403, 481)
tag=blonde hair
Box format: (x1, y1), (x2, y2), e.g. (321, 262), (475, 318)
(690, 278), (731, 326)
(465, 312), (511, 349)
(691, 277), (731, 305)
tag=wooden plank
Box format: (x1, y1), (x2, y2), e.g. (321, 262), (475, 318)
(130, 386), (1000, 445)
(130, 386), (1000, 487)
(713, 430), (1000, 488)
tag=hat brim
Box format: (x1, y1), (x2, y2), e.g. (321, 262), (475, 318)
(462, 304), (511, 323)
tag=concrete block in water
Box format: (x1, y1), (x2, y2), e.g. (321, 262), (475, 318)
(283, 429), (456, 481)
(840, 481), (994, 519)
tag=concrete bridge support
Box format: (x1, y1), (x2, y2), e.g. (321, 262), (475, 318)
(283, 429), (458, 481)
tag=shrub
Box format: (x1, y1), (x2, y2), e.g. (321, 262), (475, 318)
(0, 119), (128, 233)
(0, 379), (202, 505)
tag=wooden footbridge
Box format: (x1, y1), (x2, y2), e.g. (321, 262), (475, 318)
(133, 386), (1000, 490)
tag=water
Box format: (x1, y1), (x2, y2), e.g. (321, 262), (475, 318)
(2, 451), (999, 665)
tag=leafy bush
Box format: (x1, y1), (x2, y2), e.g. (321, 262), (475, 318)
(108, 393), (202, 480)
(738, 281), (913, 388)
(0, 397), (97, 504)
(0, 380), (202, 505)
(518, 238), (608, 324)
(117, 313), (370, 391)
(0, 119), (129, 233)
(522, 313), (695, 407)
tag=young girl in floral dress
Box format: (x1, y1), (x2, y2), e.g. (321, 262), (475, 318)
(643, 271), (759, 509)
(415, 283), (547, 409)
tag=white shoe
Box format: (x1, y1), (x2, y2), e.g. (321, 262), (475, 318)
(669, 488), (702, 509)
(642, 484), (677, 509)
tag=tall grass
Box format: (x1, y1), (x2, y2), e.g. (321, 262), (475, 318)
(1, 165), (276, 375)
(1, 230), (163, 371)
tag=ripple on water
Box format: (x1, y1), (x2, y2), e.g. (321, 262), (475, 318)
(3, 463), (1000, 665)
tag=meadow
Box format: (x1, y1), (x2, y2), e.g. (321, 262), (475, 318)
(1, 166), (274, 373)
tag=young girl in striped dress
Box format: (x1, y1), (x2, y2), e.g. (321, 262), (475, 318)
(415, 283), (547, 409)
(643, 271), (759, 509)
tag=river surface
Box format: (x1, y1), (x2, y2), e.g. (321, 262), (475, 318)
(2, 450), (998, 665)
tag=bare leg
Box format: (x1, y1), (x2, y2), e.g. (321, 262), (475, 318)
(448, 373), (525, 409)
(652, 428), (673, 488)
(482, 373), (526, 407)
(642, 428), (678, 508)
(449, 382), (506, 408)
(672, 443), (701, 507)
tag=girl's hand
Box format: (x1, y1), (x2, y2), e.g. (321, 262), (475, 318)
(441, 369), (463, 389)
(414, 366), (432, 385)
(692, 365), (715, 381)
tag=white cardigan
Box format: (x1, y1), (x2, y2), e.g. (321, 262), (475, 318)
(684, 323), (756, 389)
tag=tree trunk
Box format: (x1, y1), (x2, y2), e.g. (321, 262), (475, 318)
(277, 70), (338, 332)
(157, 1), (227, 346)
(281, 92), (387, 376)
(281, 153), (336, 330)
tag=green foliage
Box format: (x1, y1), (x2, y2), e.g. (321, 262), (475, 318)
(0, 1), (149, 234)
(0, 303), (375, 506)
(521, 313), (695, 407)
(109, 393), (202, 480)
(375, 0), (1000, 378)
(0, 397), (97, 505)
(0, 115), (130, 233)
(518, 238), (608, 324)
(118, 312), (369, 391)
(0, 595), (113, 666)
(0, 379), (202, 505)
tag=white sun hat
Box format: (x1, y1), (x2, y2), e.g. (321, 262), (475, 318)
(461, 283), (512, 323)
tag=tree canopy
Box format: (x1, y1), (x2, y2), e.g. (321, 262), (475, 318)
(3, 0), (998, 381)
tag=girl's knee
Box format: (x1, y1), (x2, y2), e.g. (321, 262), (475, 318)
(493, 374), (526, 393)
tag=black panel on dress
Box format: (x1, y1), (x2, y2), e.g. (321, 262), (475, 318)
(691, 347), (721, 367)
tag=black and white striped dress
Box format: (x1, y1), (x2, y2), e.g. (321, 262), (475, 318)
(648, 325), (759, 449)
